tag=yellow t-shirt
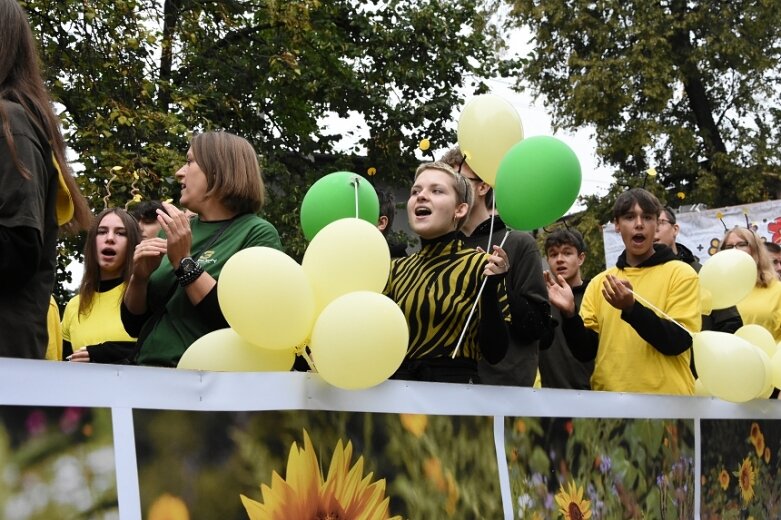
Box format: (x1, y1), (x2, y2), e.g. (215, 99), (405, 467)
(737, 279), (781, 342)
(580, 261), (700, 395)
(45, 296), (62, 361)
(62, 283), (135, 350)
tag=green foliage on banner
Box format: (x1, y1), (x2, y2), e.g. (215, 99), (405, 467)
(133, 410), (502, 518)
(505, 417), (695, 518)
(701, 419), (781, 517)
(0, 407), (117, 518)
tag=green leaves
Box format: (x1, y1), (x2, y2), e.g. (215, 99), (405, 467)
(25, 0), (499, 297)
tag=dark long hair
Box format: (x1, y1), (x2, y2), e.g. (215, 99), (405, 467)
(78, 208), (141, 317)
(0, 0), (90, 231)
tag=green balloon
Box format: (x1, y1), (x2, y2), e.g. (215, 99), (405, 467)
(300, 171), (380, 240)
(494, 136), (581, 231)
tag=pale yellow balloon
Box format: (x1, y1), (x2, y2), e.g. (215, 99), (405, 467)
(303, 218), (391, 316)
(699, 249), (756, 310)
(693, 378), (710, 397)
(755, 349), (774, 399)
(770, 349), (781, 389)
(309, 291), (408, 390)
(735, 324), (777, 359)
(218, 247), (315, 350)
(457, 94), (524, 186)
(692, 331), (768, 403)
(177, 328), (295, 372)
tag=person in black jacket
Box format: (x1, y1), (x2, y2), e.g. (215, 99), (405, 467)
(654, 206), (742, 335)
(539, 229), (594, 389)
(441, 146), (552, 386)
(0, 0), (91, 359)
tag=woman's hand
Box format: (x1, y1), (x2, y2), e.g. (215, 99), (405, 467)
(132, 237), (167, 281)
(67, 348), (90, 363)
(481, 245), (510, 277)
(158, 202), (193, 269)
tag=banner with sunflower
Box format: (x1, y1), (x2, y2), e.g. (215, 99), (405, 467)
(3, 359), (781, 518)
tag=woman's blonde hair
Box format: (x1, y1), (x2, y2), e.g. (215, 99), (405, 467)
(721, 227), (776, 287)
(413, 161), (473, 231)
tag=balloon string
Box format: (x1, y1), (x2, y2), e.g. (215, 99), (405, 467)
(486, 196), (496, 253)
(452, 231), (511, 359)
(627, 289), (693, 337)
(352, 177), (360, 218)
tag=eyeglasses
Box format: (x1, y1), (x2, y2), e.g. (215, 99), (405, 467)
(721, 241), (750, 250)
(657, 219), (673, 226)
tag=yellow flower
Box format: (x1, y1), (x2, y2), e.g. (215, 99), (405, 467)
(444, 470), (459, 516)
(719, 469), (729, 490)
(422, 457), (459, 515)
(147, 493), (190, 520)
(733, 457), (756, 504)
(750, 422), (761, 443)
(133, 193), (143, 202)
(111, 165), (123, 172)
(646, 167), (657, 177)
(367, 167), (377, 176)
(241, 430), (400, 520)
(399, 414), (428, 438)
(423, 457), (446, 491)
(764, 447), (771, 464)
(754, 433), (765, 458)
(676, 191), (685, 200)
(419, 138), (430, 151)
(715, 211), (724, 219)
(555, 480), (592, 520)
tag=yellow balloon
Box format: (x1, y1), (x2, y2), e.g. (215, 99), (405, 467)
(699, 249), (755, 309)
(457, 94), (524, 186)
(692, 331), (768, 403)
(770, 349), (781, 388)
(693, 378), (710, 397)
(735, 324), (777, 359)
(310, 291), (408, 390)
(177, 328), (295, 372)
(303, 218), (391, 316)
(755, 349), (774, 399)
(218, 247), (315, 350)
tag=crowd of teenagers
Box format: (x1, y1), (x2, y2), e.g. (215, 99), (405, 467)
(5, 0), (781, 397)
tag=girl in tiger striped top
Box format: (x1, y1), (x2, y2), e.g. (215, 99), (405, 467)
(385, 162), (509, 383)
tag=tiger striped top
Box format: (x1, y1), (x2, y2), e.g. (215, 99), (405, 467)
(385, 232), (507, 362)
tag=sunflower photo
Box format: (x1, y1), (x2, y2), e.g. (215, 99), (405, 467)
(0, 405), (117, 519)
(700, 419), (781, 519)
(133, 409), (501, 519)
(504, 417), (694, 518)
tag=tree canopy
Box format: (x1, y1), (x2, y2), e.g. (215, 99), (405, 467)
(502, 0), (781, 274)
(23, 0), (502, 299)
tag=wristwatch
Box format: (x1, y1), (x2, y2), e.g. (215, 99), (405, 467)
(175, 256), (204, 287)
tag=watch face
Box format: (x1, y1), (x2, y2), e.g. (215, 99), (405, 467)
(180, 258), (198, 274)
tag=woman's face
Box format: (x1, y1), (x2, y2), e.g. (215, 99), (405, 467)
(406, 168), (467, 240)
(175, 148), (209, 213)
(96, 212), (129, 280)
(722, 231), (757, 264)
